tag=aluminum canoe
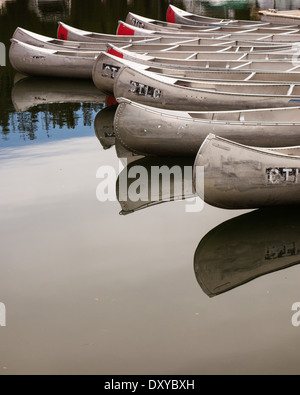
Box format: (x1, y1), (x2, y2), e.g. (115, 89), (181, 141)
(117, 20), (300, 42)
(113, 64), (300, 111)
(107, 44), (300, 71)
(167, 4), (300, 28)
(9, 39), (101, 79)
(194, 134), (300, 209)
(57, 21), (300, 45)
(14, 28), (294, 56)
(57, 22), (300, 49)
(93, 51), (300, 95)
(57, 21), (157, 43)
(114, 98), (300, 156)
(125, 11), (300, 34)
(12, 27), (159, 51)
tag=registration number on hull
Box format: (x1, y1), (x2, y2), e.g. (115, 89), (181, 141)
(131, 18), (145, 29)
(267, 168), (300, 184)
(129, 81), (162, 99)
(102, 64), (121, 79)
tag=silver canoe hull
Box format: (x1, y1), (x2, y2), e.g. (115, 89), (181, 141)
(9, 39), (99, 79)
(125, 11), (300, 34)
(194, 134), (300, 209)
(107, 44), (300, 72)
(114, 99), (300, 156)
(57, 21), (155, 43)
(93, 51), (300, 94)
(13, 27), (109, 51)
(167, 4), (291, 27)
(16, 27), (279, 54)
(113, 66), (300, 111)
(117, 20), (300, 42)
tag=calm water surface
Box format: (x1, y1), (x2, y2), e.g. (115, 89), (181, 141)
(1, 0), (300, 375)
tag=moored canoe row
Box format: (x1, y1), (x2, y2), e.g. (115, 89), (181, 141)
(11, 35), (300, 81)
(8, 7), (300, 210)
(13, 27), (298, 56)
(96, 100), (300, 209)
(15, 26), (300, 53)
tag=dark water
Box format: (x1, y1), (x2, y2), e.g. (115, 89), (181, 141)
(1, 0), (300, 376)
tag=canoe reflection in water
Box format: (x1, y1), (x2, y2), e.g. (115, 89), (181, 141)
(116, 156), (197, 215)
(194, 208), (300, 298)
(94, 104), (118, 151)
(12, 75), (107, 112)
(94, 104), (199, 213)
(94, 103), (144, 165)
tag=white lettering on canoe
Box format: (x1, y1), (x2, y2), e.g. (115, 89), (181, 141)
(292, 303), (300, 327)
(0, 303), (6, 327)
(130, 81), (161, 99)
(131, 18), (145, 29)
(267, 168), (300, 184)
(102, 64), (121, 79)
